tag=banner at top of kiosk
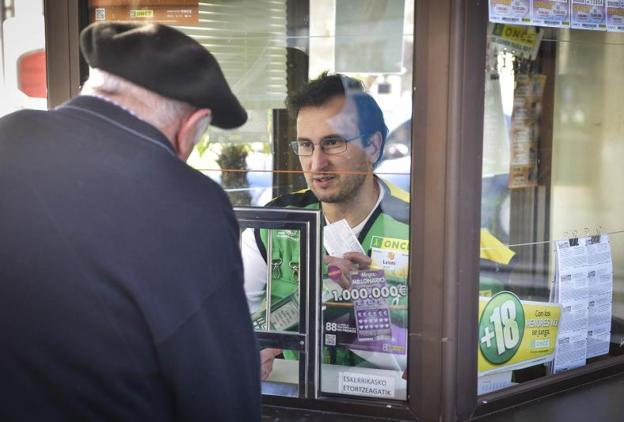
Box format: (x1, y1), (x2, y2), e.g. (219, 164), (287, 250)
(478, 291), (562, 375)
(489, 1), (624, 32)
(89, 1), (199, 25)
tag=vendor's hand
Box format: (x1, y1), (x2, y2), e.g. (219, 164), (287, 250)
(260, 348), (282, 380)
(324, 252), (372, 290)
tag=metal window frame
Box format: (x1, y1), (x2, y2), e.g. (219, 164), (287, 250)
(408, 1), (487, 420)
(441, 2), (624, 420)
(235, 207), (321, 399)
(0, 0), (6, 84)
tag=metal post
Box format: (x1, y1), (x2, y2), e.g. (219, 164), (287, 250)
(265, 229), (273, 330)
(0, 0), (6, 85)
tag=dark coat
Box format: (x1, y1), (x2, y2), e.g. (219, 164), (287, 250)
(0, 96), (261, 421)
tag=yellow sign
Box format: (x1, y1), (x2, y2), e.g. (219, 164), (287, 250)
(90, 0), (198, 24)
(489, 24), (542, 59)
(478, 292), (561, 375)
(130, 9), (154, 18)
(370, 236), (409, 252)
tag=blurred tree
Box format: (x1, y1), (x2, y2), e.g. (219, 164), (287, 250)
(217, 144), (251, 206)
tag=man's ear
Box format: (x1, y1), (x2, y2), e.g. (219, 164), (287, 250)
(365, 131), (382, 165)
(175, 108), (211, 161)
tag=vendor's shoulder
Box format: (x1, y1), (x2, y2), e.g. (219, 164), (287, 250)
(266, 188), (319, 209)
(379, 178), (410, 225)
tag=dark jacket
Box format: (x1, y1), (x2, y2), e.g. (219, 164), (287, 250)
(0, 96), (261, 421)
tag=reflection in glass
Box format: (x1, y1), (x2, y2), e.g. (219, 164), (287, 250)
(289, 72), (410, 399)
(244, 228), (301, 332)
(181, 1), (414, 205)
(242, 70), (411, 401)
(260, 348), (300, 398)
(1, 0), (47, 117)
(175, 0), (413, 402)
(242, 223), (305, 399)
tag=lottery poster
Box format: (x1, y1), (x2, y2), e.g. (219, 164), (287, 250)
(607, 1), (624, 31)
(509, 73), (546, 189)
(532, 0), (571, 27)
(571, 0), (607, 30)
(90, 3), (198, 24)
(478, 292), (562, 375)
(352, 271), (393, 342)
(489, 0), (532, 24)
(323, 269), (407, 355)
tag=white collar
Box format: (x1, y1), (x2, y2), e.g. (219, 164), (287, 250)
(324, 180), (384, 236)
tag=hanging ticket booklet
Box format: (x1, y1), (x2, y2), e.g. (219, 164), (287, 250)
(553, 237), (590, 372)
(586, 235), (613, 358)
(532, 0), (571, 27)
(552, 235), (613, 373)
(489, 0), (532, 24)
(571, 0), (607, 30)
(509, 73), (546, 189)
(607, 0), (624, 31)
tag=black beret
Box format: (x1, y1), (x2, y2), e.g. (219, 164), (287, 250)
(80, 22), (247, 129)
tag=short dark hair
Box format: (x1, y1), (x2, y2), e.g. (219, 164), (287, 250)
(287, 72), (388, 165)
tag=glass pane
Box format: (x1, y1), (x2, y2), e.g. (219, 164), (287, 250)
(1, 0), (48, 117)
(244, 227), (302, 333)
(88, 0), (414, 403)
(192, 0), (414, 401)
(241, 225), (305, 398)
(479, 25), (624, 394)
(321, 265), (408, 400)
(261, 347), (300, 398)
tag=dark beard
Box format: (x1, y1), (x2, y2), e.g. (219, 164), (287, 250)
(312, 172), (367, 204)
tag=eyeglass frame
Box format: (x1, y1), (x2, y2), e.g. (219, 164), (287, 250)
(289, 134), (370, 156)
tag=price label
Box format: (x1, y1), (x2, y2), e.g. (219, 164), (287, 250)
(479, 291), (525, 364)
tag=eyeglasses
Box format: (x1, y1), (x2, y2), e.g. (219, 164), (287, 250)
(289, 134), (366, 156)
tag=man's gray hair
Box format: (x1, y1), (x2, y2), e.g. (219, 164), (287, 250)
(81, 68), (194, 132)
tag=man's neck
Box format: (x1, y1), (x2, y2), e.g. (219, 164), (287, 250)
(80, 92), (177, 144)
(321, 176), (380, 227)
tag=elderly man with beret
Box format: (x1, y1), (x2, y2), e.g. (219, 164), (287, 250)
(0, 22), (260, 421)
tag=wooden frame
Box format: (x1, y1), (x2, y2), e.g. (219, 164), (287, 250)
(410, 1), (487, 420)
(43, 0), (86, 108)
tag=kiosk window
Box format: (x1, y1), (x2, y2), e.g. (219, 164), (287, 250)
(479, 24), (624, 394)
(88, 0), (414, 403)
(193, 0), (414, 402)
